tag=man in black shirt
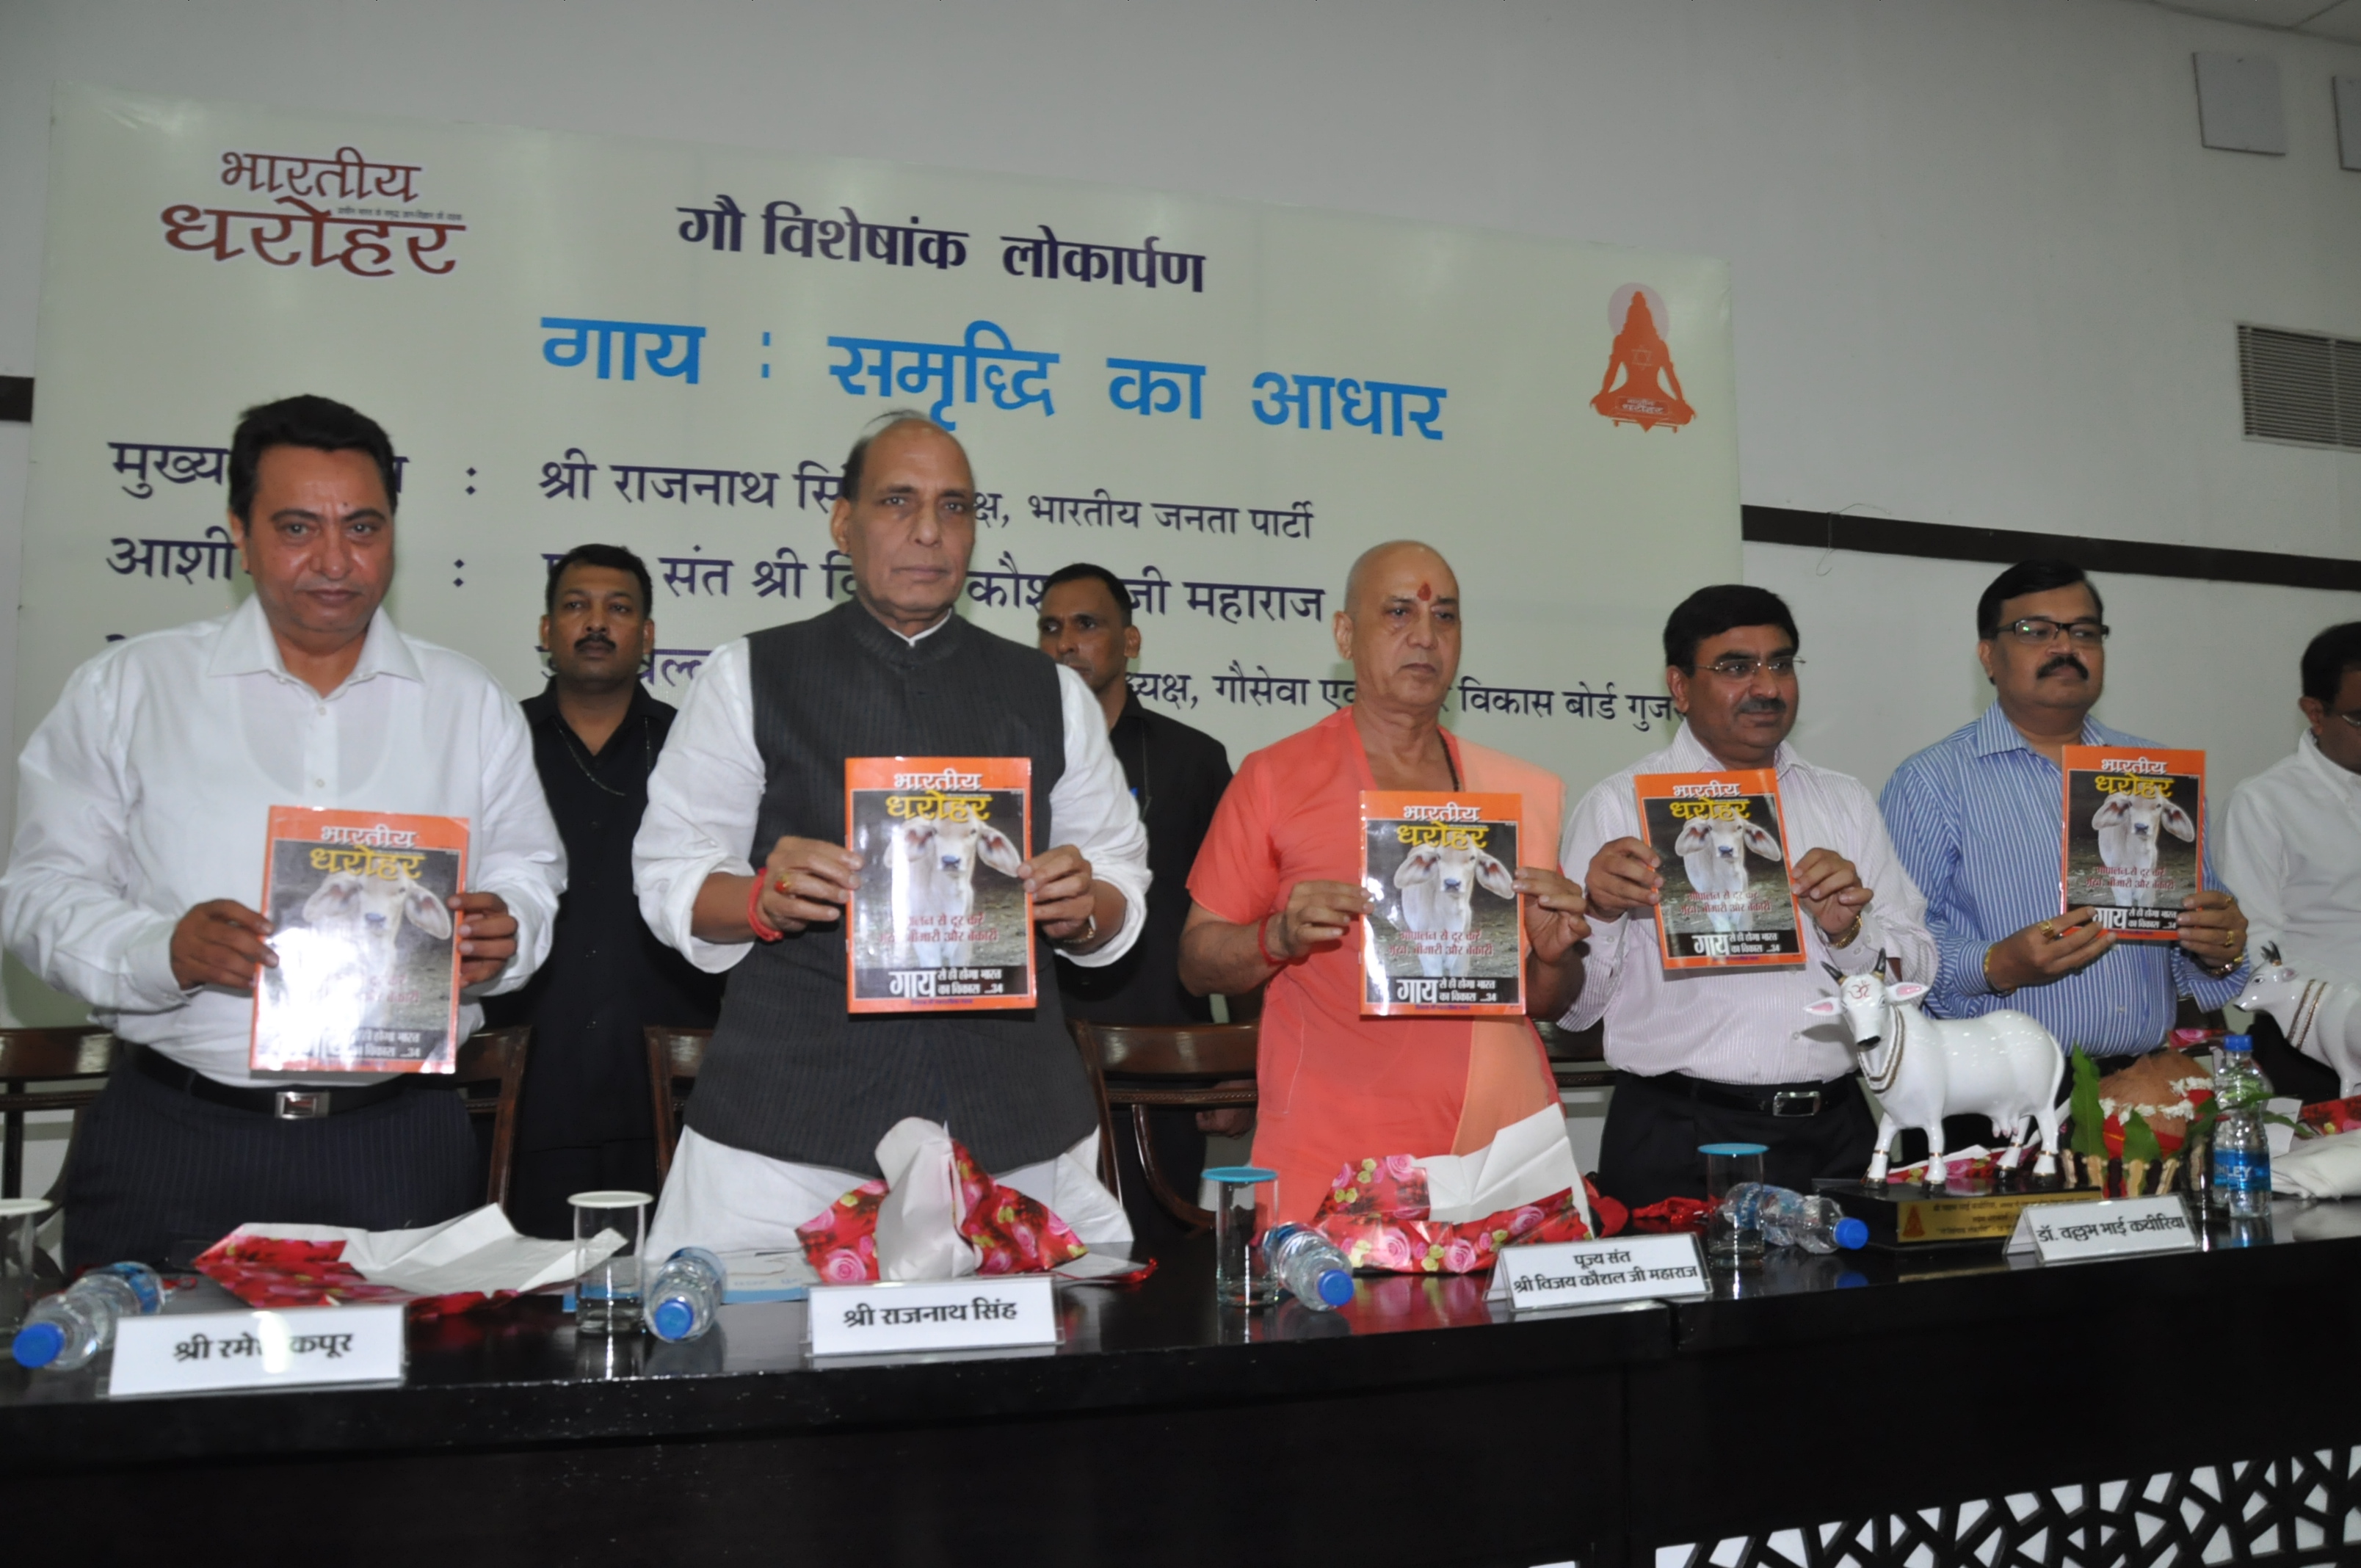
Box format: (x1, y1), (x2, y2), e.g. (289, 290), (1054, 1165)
(487, 545), (724, 1236)
(1037, 563), (1238, 1252)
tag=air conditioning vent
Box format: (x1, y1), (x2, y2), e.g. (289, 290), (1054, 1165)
(2239, 324), (2361, 451)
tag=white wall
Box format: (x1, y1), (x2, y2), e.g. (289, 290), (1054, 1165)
(3, 0), (2360, 1193)
(1746, 540), (2361, 799)
(3, 0), (2357, 772)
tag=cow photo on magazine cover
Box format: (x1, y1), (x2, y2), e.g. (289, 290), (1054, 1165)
(1634, 771), (1804, 969)
(846, 758), (1036, 1012)
(252, 810), (466, 1072)
(1359, 792), (1524, 1015)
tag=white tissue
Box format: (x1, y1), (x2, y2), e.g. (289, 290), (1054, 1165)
(1415, 1104), (1587, 1225)
(222, 1204), (614, 1296)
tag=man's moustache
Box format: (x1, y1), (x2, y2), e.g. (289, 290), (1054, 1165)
(2038, 656), (2088, 680)
(1738, 698), (1788, 716)
(573, 636), (616, 655)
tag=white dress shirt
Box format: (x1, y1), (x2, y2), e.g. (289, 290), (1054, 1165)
(633, 617), (1150, 973)
(2222, 732), (2361, 987)
(0, 597), (566, 1088)
(1558, 723), (1937, 1085)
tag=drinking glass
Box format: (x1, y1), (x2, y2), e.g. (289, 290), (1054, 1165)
(1205, 1165), (1277, 1307)
(1701, 1142), (1768, 1263)
(0, 1197), (48, 1335)
(570, 1189), (651, 1335)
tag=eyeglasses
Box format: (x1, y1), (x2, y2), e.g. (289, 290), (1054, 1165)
(2332, 710), (2361, 732)
(1996, 617), (2109, 647)
(1698, 655), (1804, 680)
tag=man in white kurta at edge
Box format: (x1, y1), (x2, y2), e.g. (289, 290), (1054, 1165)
(635, 412), (1147, 1259)
(0, 395), (564, 1270)
(2221, 620), (2361, 1102)
(1560, 585), (1935, 1208)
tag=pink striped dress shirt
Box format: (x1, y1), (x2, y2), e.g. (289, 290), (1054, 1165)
(1557, 725), (1937, 1086)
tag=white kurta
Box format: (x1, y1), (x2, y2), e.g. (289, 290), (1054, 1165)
(632, 608), (1147, 1251)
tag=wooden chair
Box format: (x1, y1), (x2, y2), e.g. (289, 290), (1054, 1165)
(645, 1026), (713, 1183)
(0, 1028), (117, 1201)
(1066, 1020), (1258, 1233)
(452, 1026), (532, 1212)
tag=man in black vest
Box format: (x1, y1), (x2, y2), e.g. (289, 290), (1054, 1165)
(485, 545), (723, 1238)
(633, 412), (1149, 1255)
(1037, 562), (1240, 1252)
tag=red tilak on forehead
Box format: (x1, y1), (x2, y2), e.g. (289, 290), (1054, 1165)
(1417, 581), (1432, 600)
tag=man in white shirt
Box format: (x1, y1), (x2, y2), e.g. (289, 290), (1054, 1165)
(1561, 585), (1936, 1207)
(1, 395), (565, 1268)
(2220, 621), (2361, 1103)
(634, 411), (1148, 1257)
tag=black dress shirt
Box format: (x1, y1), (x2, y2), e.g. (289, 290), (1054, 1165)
(1055, 689), (1233, 1026)
(485, 683), (724, 1151)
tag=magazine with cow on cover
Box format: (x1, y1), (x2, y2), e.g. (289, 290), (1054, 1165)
(846, 757), (1036, 1012)
(1633, 769), (1805, 970)
(2060, 745), (2205, 940)
(250, 807), (468, 1074)
(1359, 791), (1526, 1016)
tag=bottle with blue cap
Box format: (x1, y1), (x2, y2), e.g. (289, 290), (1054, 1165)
(643, 1247), (726, 1343)
(11, 1261), (167, 1371)
(2211, 1034), (2274, 1219)
(1722, 1184), (1868, 1255)
(1260, 1224), (1355, 1311)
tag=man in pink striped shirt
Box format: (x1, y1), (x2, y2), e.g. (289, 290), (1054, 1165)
(1559, 586), (1936, 1207)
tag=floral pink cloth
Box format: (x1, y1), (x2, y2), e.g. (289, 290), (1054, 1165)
(1310, 1153), (1592, 1274)
(794, 1135), (1088, 1283)
(192, 1235), (501, 1318)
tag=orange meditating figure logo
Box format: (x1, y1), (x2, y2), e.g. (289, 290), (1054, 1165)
(1591, 284), (1694, 432)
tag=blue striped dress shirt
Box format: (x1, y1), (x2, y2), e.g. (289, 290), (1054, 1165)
(1878, 704), (2248, 1059)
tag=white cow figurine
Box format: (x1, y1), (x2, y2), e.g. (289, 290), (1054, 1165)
(1803, 959), (2065, 1183)
(2090, 792), (2194, 909)
(891, 814), (1026, 968)
(2235, 943), (2361, 1097)
(1393, 841), (1516, 977)
(1674, 815), (1782, 933)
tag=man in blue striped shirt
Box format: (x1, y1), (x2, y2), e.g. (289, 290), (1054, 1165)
(1880, 561), (2249, 1070)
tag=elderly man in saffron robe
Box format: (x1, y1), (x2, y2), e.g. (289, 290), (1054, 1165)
(1178, 542), (1592, 1241)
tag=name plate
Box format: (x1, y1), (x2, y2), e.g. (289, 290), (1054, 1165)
(1496, 1235), (1710, 1312)
(2005, 1195), (2197, 1263)
(808, 1276), (1057, 1359)
(111, 1304), (406, 1397)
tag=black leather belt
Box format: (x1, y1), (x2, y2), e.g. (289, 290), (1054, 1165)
(133, 1045), (424, 1120)
(1624, 1070), (1859, 1119)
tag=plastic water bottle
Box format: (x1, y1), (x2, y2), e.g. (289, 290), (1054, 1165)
(2211, 1034), (2274, 1219)
(1724, 1184), (1868, 1254)
(11, 1262), (167, 1371)
(1261, 1224), (1354, 1310)
(644, 1246), (726, 1343)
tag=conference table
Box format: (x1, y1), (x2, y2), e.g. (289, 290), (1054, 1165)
(7, 1199), (2361, 1567)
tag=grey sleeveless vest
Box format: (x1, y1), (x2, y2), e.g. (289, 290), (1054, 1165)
(683, 600), (1095, 1175)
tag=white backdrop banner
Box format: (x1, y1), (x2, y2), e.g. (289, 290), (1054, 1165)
(24, 84), (1737, 805)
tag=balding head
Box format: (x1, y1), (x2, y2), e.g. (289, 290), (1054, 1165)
(1343, 541), (1454, 621)
(840, 409), (970, 505)
(1333, 541), (1462, 721)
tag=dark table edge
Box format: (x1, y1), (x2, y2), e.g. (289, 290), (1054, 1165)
(0, 1299), (1669, 1471)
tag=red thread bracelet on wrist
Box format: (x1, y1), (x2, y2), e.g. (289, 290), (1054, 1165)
(747, 875), (786, 943)
(1255, 912), (1289, 969)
